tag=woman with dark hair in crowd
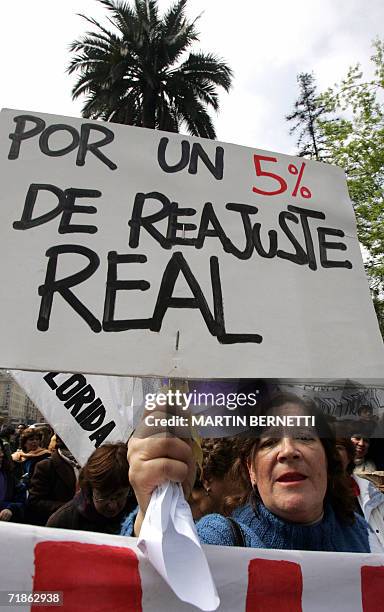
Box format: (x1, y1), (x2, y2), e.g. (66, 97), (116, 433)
(15, 424), (27, 451)
(12, 428), (51, 488)
(0, 439), (26, 522)
(47, 443), (137, 534)
(190, 437), (249, 520)
(0, 425), (17, 454)
(26, 436), (78, 525)
(122, 392), (382, 552)
(350, 434), (377, 475)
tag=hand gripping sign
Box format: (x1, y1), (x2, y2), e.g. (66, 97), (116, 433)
(0, 109), (383, 378)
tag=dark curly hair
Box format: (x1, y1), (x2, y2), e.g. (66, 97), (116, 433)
(197, 437), (243, 482)
(20, 428), (42, 452)
(232, 392), (356, 523)
(335, 437), (356, 475)
(194, 437), (250, 514)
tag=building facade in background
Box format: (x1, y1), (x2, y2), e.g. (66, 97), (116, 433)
(0, 371), (43, 425)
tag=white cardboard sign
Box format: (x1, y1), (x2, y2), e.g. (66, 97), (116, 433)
(0, 108), (383, 378)
(0, 522), (383, 611)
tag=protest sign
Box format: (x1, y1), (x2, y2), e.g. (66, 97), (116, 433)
(0, 109), (383, 378)
(275, 380), (384, 436)
(0, 522), (383, 611)
(11, 370), (144, 465)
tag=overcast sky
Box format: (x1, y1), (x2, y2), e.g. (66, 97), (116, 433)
(1, 0), (383, 154)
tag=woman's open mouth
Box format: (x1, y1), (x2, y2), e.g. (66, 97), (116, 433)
(276, 472), (307, 483)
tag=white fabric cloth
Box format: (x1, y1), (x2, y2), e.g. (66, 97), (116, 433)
(138, 481), (219, 611)
(353, 474), (384, 549)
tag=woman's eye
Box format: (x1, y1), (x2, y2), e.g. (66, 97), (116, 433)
(259, 438), (279, 448)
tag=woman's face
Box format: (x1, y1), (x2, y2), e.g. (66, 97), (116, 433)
(248, 403), (328, 524)
(24, 436), (40, 452)
(351, 436), (369, 459)
(92, 487), (129, 518)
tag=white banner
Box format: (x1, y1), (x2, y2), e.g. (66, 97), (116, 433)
(277, 382), (384, 419)
(0, 522), (383, 611)
(0, 109), (383, 378)
(11, 370), (144, 465)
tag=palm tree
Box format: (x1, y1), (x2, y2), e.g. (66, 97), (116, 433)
(68, 0), (233, 138)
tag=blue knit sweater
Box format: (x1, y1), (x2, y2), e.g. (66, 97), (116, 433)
(196, 503), (371, 552)
(121, 502), (372, 553)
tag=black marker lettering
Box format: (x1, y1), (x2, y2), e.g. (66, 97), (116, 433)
(196, 202), (251, 259)
(277, 210), (308, 266)
(64, 384), (96, 417)
(89, 421), (116, 447)
(39, 124), (79, 157)
(151, 251), (218, 335)
(77, 402), (106, 431)
(211, 256), (262, 344)
(157, 137), (190, 173)
(55, 374), (86, 401)
(103, 252), (152, 331)
(252, 224), (278, 258)
(318, 227), (353, 269)
(76, 123), (117, 170)
(13, 184), (66, 230)
(225, 203), (257, 260)
(189, 143), (224, 180)
(167, 205), (197, 246)
(8, 114), (45, 160)
(58, 188), (100, 234)
(128, 191), (172, 248)
(288, 205), (326, 271)
(195, 202), (233, 253)
(75, 398), (102, 424)
(37, 244), (101, 332)
(43, 371), (60, 390)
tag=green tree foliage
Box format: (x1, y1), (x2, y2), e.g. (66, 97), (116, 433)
(68, 0), (233, 138)
(320, 40), (384, 335)
(287, 42), (384, 336)
(286, 72), (332, 161)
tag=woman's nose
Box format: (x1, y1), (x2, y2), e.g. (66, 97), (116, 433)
(277, 437), (301, 459)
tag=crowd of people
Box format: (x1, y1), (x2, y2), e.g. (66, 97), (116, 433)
(0, 425), (136, 532)
(1, 393), (384, 555)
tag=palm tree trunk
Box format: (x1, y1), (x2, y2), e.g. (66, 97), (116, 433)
(142, 86), (157, 129)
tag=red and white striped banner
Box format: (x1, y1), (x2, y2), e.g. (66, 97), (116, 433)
(0, 523), (383, 611)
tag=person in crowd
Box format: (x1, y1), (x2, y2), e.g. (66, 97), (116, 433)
(0, 439), (26, 522)
(1, 425), (17, 454)
(350, 434), (376, 475)
(47, 443), (137, 534)
(31, 424), (53, 449)
(15, 423), (27, 450)
(190, 437), (249, 520)
(11, 428), (51, 488)
(122, 392), (381, 552)
(336, 438), (384, 548)
(355, 405), (379, 437)
(26, 436), (78, 525)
